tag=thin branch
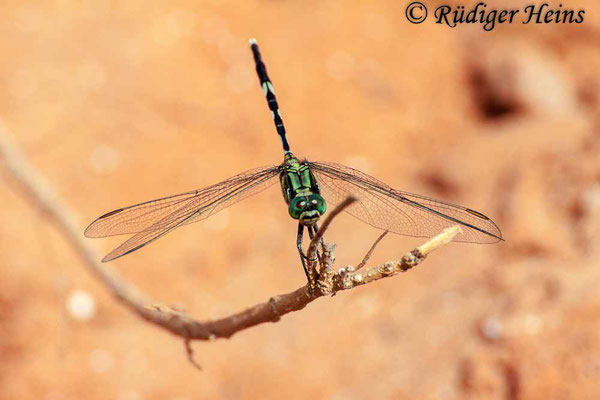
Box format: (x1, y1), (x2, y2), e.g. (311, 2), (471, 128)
(0, 122), (461, 343)
(184, 339), (202, 370)
(356, 230), (389, 271)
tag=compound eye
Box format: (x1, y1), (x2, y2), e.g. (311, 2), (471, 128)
(288, 197), (306, 219)
(306, 194), (326, 215)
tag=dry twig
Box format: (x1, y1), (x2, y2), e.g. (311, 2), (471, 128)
(0, 122), (461, 344)
(356, 231), (389, 271)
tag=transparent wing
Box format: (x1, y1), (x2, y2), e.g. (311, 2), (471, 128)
(310, 161), (502, 244)
(85, 165), (280, 261)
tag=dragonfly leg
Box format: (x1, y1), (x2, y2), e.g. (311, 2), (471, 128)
(296, 224), (312, 285)
(297, 224), (317, 261)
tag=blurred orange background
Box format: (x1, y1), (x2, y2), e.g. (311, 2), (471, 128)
(1, 0), (600, 399)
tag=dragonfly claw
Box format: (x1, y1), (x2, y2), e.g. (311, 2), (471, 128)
(300, 251), (318, 262)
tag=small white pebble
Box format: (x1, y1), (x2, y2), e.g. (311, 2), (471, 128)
(338, 267), (346, 276)
(353, 274), (363, 283)
(208, 334), (216, 341)
(88, 348), (114, 373)
(346, 266), (355, 273)
(66, 289), (96, 321)
(481, 317), (503, 340)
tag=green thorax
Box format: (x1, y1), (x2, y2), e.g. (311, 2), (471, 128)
(280, 153), (318, 203)
(280, 152), (326, 225)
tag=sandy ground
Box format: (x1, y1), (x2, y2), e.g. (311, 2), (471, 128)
(1, 1), (600, 399)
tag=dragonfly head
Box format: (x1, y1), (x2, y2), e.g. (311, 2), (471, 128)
(289, 194), (327, 226)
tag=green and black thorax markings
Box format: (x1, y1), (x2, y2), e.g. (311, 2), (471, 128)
(279, 152), (326, 226)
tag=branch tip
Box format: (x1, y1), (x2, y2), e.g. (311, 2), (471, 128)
(417, 225), (462, 256)
(356, 230), (388, 271)
(184, 339), (202, 371)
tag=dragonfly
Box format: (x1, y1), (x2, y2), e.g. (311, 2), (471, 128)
(85, 39), (503, 283)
